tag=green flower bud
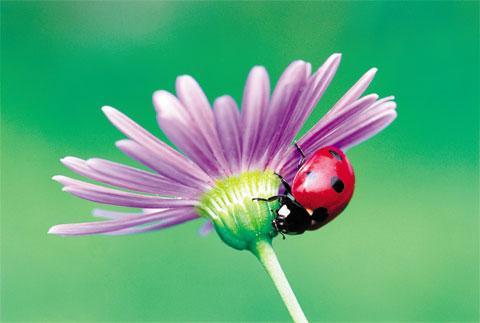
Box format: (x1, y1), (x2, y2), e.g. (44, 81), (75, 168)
(197, 170), (280, 250)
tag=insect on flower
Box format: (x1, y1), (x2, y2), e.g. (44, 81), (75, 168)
(254, 145), (355, 237)
(49, 54), (396, 322)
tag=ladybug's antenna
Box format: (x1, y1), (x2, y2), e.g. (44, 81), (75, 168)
(294, 141), (306, 169)
(274, 172), (292, 194)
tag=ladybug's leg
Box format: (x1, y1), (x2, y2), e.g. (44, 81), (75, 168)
(254, 198), (286, 239)
(294, 141), (306, 170)
(252, 194), (289, 202)
(272, 219), (286, 240)
(274, 172), (292, 194)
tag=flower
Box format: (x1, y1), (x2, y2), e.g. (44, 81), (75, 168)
(49, 54), (396, 321)
(49, 53), (396, 238)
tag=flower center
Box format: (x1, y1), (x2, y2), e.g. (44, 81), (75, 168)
(197, 171), (280, 250)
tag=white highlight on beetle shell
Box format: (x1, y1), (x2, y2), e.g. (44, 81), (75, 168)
(303, 171), (318, 188)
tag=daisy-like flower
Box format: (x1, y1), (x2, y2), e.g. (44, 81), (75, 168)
(50, 54), (396, 322)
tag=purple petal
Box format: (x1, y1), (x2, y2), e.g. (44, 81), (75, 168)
(276, 67), (380, 174)
(268, 54), (342, 169)
(320, 100), (397, 148)
(334, 109), (397, 150)
(298, 94), (380, 154)
(252, 60), (311, 169)
(102, 106), (213, 186)
(285, 54), (341, 135)
(115, 139), (166, 173)
(106, 212), (199, 235)
(240, 66), (270, 170)
(86, 158), (193, 193)
(198, 220), (214, 236)
(49, 207), (196, 236)
(325, 68), (378, 118)
(92, 208), (147, 219)
(92, 208), (165, 219)
(213, 95), (242, 174)
(115, 139), (209, 190)
(279, 96), (396, 178)
(153, 90), (223, 176)
(53, 176), (199, 208)
(175, 76), (231, 176)
(61, 157), (200, 198)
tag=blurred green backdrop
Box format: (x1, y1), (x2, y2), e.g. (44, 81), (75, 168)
(1, 1), (478, 322)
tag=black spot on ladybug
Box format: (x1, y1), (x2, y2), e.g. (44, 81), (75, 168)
(312, 207), (329, 222)
(329, 149), (342, 160)
(330, 176), (344, 193)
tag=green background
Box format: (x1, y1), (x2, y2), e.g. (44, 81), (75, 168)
(1, 1), (478, 322)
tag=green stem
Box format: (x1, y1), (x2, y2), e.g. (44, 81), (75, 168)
(251, 240), (308, 323)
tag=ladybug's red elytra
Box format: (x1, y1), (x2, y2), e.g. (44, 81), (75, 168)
(253, 144), (355, 237)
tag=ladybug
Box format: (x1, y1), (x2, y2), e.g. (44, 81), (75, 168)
(253, 143), (355, 237)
